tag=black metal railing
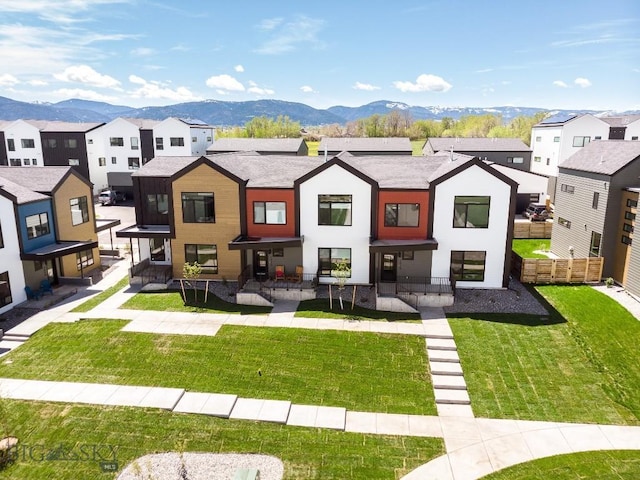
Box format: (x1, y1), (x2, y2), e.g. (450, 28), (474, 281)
(377, 276), (453, 296)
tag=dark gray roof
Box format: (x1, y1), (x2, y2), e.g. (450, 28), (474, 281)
(132, 156), (204, 178)
(559, 140), (640, 176)
(318, 137), (412, 153)
(425, 137), (530, 153)
(207, 138), (305, 153)
(25, 120), (103, 132)
(0, 176), (49, 204)
(0, 166), (75, 193)
(600, 115), (640, 127)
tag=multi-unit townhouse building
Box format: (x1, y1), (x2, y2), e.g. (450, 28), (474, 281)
(318, 137), (413, 156)
(0, 166), (101, 314)
(206, 138), (308, 155)
(550, 141), (640, 289)
(117, 152), (516, 310)
(423, 137), (532, 172)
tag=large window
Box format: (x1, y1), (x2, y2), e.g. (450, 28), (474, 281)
(46, 139), (57, 148)
(318, 248), (351, 277)
(254, 201), (286, 224)
(318, 195), (352, 226)
(573, 136), (591, 147)
(589, 231), (602, 257)
(110, 137), (124, 147)
(156, 137), (163, 150)
(182, 192), (215, 223)
(453, 196), (490, 228)
(385, 203), (420, 227)
(130, 137), (139, 150)
(450, 251), (486, 282)
(9, 159), (21, 166)
(146, 194), (169, 215)
(185, 244), (218, 272)
(7, 139), (15, 151)
(26, 212), (50, 239)
(64, 139), (77, 148)
(170, 137), (185, 147)
(150, 238), (166, 262)
(21, 139), (35, 148)
(76, 249), (94, 270)
(128, 157), (140, 169)
(0, 271), (11, 308)
(70, 196), (89, 226)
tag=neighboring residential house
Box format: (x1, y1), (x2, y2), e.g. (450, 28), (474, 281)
(550, 141), (640, 279)
(0, 120), (11, 167)
(206, 138), (307, 156)
(614, 188), (639, 299)
(485, 163), (549, 213)
(600, 115), (640, 141)
(318, 137), (412, 156)
(0, 166), (101, 290)
(153, 118), (215, 157)
(0, 183), (26, 314)
(423, 137), (532, 171)
(1, 119), (44, 167)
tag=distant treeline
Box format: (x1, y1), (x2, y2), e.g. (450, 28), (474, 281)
(216, 111), (549, 146)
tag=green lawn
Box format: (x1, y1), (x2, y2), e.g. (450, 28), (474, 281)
(295, 298), (421, 322)
(70, 276), (130, 313)
(512, 239), (551, 259)
(0, 320), (435, 415)
(306, 140), (319, 155)
(121, 289), (272, 315)
(411, 139), (426, 155)
(0, 400), (444, 479)
(481, 450), (640, 480)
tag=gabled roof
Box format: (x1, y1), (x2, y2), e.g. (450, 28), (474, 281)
(533, 113), (605, 128)
(0, 166), (82, 194)
(600, 115), (640, 127)
(0, 176), (49, 204)
(425, 137), (530, 153)
(178, 118), (214, 128)
(120, 118), (159, 129)
(294, 157), (379, 189)
(318, 137), (412, 153)
(206, 138), (305, 153)
(132, 156), (202, 178)
(559, 140), (640, 176)
(24, 120), (104, 132)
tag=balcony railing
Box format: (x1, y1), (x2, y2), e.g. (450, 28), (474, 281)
(377, 276), (453, 297)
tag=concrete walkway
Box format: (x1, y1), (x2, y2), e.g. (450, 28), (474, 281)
(1, 266), (640, 479)
(592, 284), (640, 321)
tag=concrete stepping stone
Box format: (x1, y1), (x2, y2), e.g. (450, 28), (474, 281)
(429, 361), (463, 376)
(376, 413), (411, 436)
(426, 349), (459, 363)
(431, 374), (467, 390)
(0, 379), (55, 400)
(436, 403), (474, 418)
(287, 404), (346, 430)
(73, 383), (121, 405)
(407, 415), (444, 437)
(425, 338), (457, 351)
(421, 325), (454, 339)
(43, 382), (91, 402)
(174, 392), (237, 417)
(138, 387), (185, 410)
(434, 388), (470, 405)
(103, 385), (154, 407)
(345, 411), (377, 434)
(229, 398), (291, 423)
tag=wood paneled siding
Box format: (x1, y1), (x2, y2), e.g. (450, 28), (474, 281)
(140, 129), (155, 165)
(133, 176), (173, 226)
(246, 188), (295, 237)
(52, 173), (100, 277)
(41, 132), (91, 180)
(377, 190), (429, 240)
(170, 163), (242, 279)
(615, 190), (638, 291)
(0, 132), (7, 165)
(627, 230), (640, 298)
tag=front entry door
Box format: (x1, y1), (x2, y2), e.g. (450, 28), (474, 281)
(381, 254), (397, 282)
(254, 250), (268, 281)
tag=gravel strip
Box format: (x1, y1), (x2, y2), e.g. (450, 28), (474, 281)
(444, 278), (548, 315)
(117, 453), (283, 480)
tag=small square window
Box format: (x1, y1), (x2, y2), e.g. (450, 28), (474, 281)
(402, 251), (414, 260)
(272, 248), (284, 257)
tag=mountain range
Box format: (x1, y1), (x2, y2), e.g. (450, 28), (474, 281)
(0, 95), (636, 126)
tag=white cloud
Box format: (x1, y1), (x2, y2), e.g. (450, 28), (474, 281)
(258, 18), (283, 30)
(553, 80), (569, 88)
(574, 77), (592, 88)
(0, 74), (19, 86)
(53, 87), (118, 102)
(28, 79), (48, 86)
(170, 43), (190, 52)
(300, 85), (315, 93)
(255, 15), (325, 54)
(393, 74), (452, 93)
(128, 75), (201, 102)
(205, 74), (245, 91)
(353, 82), (380, 91)
(248, 85), (274, 95)
(54, 64), (121, 89)
(234, 65), (244, 72)
(130, 47), (155, 56)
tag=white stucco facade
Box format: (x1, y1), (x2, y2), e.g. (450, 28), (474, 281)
(3, 120), (44, 168)
(0, 195), (26, 314)
(153, 118), (214, 156)
(431, 163), (512, 288)
(298, 163), (373, 284)
(530, 115), (609, 177)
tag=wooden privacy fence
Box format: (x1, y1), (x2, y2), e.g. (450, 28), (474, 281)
(513, 221), (553, 239)
(512, 253), (604, 284)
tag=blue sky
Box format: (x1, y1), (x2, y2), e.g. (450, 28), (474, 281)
(0, 0), (638, 111)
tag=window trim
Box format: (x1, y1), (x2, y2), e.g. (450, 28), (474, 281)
(622, 223), (634, 234)
(184, 244), (218, 273)
(625, 211), (636, 221)
(146, 194), (169, 215)
(627, 198), (638, 208)
(557, 217), (572, 229)
(384, 203), (420, 227)
(560, 184), (575, 194)
(592, 192), (599, 209)
(318, 247), (352, 277)
(507, 156), (524, 164)
(76, 249), (94, 271)
(589, 231), (602, 257)
(170, 137), (185, 147)
(181, 192), (215, 223)
(622, 235), (632, 245)
(318, 194), (353, 226)
(450, 250), (486, 282)
(109, 137), (124, 147)
(0, 271), (12, 308)
(21, 138), (35, 148)
(572, 136), (591, 147)
(253, 201), (287, 225)
(70, 196), (90, 226)
(453, 196), (490, 229)
(128, 157), (140, 170)
(25, 212), (50, 240)
(155, 137), (164, 150)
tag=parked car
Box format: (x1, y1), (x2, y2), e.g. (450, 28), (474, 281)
(523, 203), (550, 221)
(98, 189), (126, 206)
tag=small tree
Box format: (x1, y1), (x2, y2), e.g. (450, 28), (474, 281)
(182, 262), (202, 304)
(333, 260), (351, 310)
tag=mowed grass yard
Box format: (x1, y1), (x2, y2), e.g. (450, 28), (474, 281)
(511, 239), (551, 259)
(449, 285), (640, 425)
(1, 400), (444, 479)
(0, 320), (435, 415)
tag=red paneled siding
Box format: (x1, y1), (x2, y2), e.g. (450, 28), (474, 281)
(246, 188), (296, 237)
(377, 190), (429, 239)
